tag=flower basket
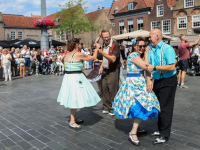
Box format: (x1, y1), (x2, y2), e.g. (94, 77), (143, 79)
(33, 17), (55, 28)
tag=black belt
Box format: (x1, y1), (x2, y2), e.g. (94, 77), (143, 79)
(64, 71), (82, 74)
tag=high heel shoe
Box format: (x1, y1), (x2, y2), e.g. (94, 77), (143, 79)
(129, 132), (140, 146)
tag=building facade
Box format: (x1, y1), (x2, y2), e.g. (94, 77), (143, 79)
(0, 13), (41, 41)
(149, 0), (175, 35)
(173, 0), (200, 36)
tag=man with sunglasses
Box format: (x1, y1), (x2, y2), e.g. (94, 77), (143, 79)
(98, 29), (121, 116)
(146, 29), (177, 145)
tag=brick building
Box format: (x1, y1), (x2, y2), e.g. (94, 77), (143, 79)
(109, 0), (154, 37)
(173, 0), (200, 36)
(0, 13), (41, 41)
(148, 0), (176, 35)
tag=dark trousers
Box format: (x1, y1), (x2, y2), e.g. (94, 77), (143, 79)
(153, 75), (177, 138)
(102, 68), (120, 113)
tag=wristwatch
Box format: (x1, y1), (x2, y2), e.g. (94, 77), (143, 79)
(153, 66), (157, 71)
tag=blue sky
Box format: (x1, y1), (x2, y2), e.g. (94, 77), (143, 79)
(0, 0), (113, 17)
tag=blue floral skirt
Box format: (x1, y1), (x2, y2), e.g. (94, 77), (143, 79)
(113, 100), (159, 120)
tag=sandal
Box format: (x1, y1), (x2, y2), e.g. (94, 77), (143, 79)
(75, 119), (84, 124)
(129, 132), (140, 146)
(69, 123), (81, 129)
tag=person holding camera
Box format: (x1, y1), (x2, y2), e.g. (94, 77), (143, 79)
(21, 45), (31, 76)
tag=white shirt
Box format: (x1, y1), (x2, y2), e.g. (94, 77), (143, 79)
(21, 49), (30, 58)
(13, 53), (19, 64)
(124, 48), (129, 58)
(1, 54), (12, 65)
(103, 38), (113, 69)
(194, 48), (200, 56)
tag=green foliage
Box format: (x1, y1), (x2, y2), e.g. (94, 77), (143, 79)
(53, 0), (99, 38)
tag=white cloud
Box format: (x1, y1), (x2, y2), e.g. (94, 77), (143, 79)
(0, 0), (111, 16)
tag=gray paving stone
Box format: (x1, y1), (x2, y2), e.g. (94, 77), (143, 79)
(9, 145), (23, 150)
(0, 71), (200, 150)
(1, 138), (16, 148)
(8, 134), (24, 143)
(36, 135), (52, 143)
(46, 141), (66, 150)
(17, 141), (33, 150)
(0, 128), (15, 136)
(29, 139), (47, 149)
(19, 133), (35, 141)
(0, 133), (7, 141)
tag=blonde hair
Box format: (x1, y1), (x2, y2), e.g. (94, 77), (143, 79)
(2, 48), (9, 54)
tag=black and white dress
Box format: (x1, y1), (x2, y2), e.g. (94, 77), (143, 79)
(87, 54), (103, 82)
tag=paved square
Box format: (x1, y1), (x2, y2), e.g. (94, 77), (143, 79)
(0, 70), (200, 150)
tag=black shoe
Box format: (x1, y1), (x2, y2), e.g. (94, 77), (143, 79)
(75, 119), (84, 124)
(151, 131), (160, 136)
(137, 128), (147, 133)
(153, 136), (168, 145)
(128, 132), (140, 146)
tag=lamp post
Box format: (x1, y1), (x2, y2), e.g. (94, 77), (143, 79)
(40, 0), (49, 51)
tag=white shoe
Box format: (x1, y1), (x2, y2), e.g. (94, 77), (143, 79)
(151, 131), (160, 136)
(109, 112), (115, 116)
(102, 110), (109, 114)
(9, 79), (12, 81)
(5, 79), (7, 81)
(36, 73), (39, 76)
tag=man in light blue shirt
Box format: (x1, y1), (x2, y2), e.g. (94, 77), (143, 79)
(146, 29), (177, 145)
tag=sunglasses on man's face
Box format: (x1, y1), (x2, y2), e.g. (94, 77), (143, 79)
(102, 36), (111, 40)
(138, 45), (146, 48)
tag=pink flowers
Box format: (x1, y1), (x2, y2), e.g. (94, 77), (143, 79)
(33, 17), (55, 27)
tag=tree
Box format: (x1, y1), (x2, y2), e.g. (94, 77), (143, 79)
(53, 0), (99, 38)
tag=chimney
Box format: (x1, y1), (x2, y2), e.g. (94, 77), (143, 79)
(102, 7), (105, 9)
(98, 6), (100, 10)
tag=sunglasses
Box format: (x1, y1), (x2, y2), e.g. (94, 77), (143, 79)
(102, 36), (111, 39)
(138, 45), (146, 48)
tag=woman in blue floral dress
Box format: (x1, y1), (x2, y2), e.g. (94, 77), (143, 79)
(112, 37), (160, 146)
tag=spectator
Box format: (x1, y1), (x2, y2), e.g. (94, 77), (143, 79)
(194, 45), (200, 56)
(18, 54), (25, 77)
(1, 49), (12, 81)
(56, 51), (64, 75)
(81, 45), (86, 53)
(30, 48), (36, 74)
(21, 45), (31, 76)
(10, 47), (15, 77)
(13, 48), (20, 76)
(51, 51), (58, 75)
(84, 48), (90, 70)
(34, 49), (43, 75)
(178, 35), (200, 88)
(0, 47), (3, 78)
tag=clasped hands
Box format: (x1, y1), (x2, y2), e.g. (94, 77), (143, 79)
(145, 63), (154, 73)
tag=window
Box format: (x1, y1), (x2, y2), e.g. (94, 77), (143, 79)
(151, 21), (160, 30)
(18, 31), (23, 40)
(128, 3), (133, 10)
(162, 19), (171, 34)
(128, 19), (133, 32)
(137, 18), (143, 30)
(119, 21), (124, 34)
(65, 31), (68, 41)
(60, 31), (63, 41)
(178, 17), (187, 29)
(114, 7), (118, 13)
(56, 32), (59, 41)
(10, 31), (16, 40)
(157, 5), (164, 17)
(192, 15), (200, 28)
(184, 0), (194, 8)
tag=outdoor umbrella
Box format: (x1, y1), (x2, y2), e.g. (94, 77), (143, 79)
(51, 40), (66, 46)
(0, 41), (10, 48)
(0, 39), (21, 45)
(10, 38), (40, 48)
(112, 30), (178, 41)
